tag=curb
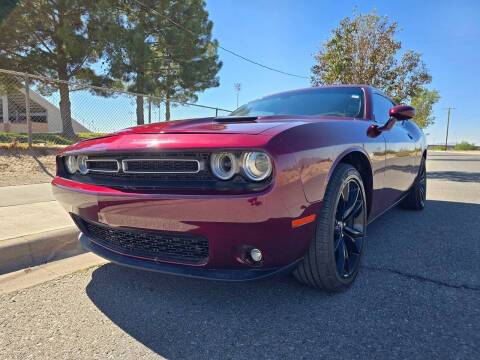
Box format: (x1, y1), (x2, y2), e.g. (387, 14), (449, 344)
(0, 226), (84, 274)
(0, 252), (107, 295)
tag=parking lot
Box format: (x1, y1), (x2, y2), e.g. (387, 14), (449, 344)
(1, 151), (479, 359)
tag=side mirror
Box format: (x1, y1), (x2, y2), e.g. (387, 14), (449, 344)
(389, 105), (416, 120)
(367, 105), (416, 138)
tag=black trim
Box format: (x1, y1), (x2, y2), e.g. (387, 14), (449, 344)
(367, 192), (409, 224)
(214, 116), (258, 122)
(79, 233), (300, 281)
(57, 151), (272, 194)
(73, 215), (209, 265)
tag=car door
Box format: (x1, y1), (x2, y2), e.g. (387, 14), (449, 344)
(372, 93), (416, 207)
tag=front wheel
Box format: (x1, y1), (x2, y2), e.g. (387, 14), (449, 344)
(293, 164), (367, 292)
(401, 156), (426, 210)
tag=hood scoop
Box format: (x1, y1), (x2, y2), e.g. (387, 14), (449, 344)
(213, 116), (258, 123)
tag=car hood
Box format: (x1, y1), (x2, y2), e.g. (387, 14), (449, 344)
(60, 115), (350, 154)
(110, 115), (315, 136)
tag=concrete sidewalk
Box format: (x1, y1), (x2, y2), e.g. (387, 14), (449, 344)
(0, 183), (81, 274)
(0, 183), (55, 207)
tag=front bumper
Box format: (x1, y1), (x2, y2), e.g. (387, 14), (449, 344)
(52, 175), (319, 275)
(80, 233), (301, 281)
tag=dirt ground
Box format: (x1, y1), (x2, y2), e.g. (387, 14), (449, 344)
(0, 147), (58, 186)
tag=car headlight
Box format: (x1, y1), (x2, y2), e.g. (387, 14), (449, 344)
(64, 155), (77, 174)
(77, 155), (88, 175)
(210, 152), (237, 180)
(243, 152), (272, 181)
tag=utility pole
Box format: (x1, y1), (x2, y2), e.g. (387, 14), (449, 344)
(234, 83), (241, 108)
(444, 107), (455, 151)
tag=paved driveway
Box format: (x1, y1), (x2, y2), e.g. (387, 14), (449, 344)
(1, 152), (479, 359)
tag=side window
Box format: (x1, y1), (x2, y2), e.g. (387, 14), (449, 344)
(372, 94), (394, 123)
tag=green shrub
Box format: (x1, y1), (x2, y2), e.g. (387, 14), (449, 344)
(0, 132), (107, 146)
(428, 146), (445, 151)
(455, 141), (477, 151)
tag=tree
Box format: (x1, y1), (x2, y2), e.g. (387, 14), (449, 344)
(312, 10), (432, 104)
(103, 0), (161, 125)
(0, 0), (19, 22)
(0, 0), (111, 137)
(153, 0), (221, 122)
(410, 88), (440, 128)
(105, 0), (222, 123)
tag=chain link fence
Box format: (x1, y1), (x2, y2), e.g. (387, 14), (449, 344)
(0, 68), (232, 148)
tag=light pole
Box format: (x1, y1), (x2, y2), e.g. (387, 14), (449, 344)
(234, 83), (241, 108)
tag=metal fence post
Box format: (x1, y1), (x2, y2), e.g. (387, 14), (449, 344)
(148, 96), (152, 124)
(25, 74), (32, 147)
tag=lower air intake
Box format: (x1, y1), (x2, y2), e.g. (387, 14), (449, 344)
(75, 216), (209, 265)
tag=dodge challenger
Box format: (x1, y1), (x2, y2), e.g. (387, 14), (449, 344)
(52, 85), (426, 292)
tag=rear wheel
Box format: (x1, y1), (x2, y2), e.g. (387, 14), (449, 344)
(293, 164), (367, 292)
(401, 156), (426, 210)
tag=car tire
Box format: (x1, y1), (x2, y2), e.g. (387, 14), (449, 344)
(401, 156), (426, 210)
(293, 163), (367, 292)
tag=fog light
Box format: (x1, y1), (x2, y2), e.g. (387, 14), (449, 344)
(250, 248), (262, 262)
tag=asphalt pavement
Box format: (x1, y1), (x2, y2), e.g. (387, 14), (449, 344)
(1, 151), (479, 359)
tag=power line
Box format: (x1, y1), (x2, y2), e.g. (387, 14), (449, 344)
(131, 0), (310, 79)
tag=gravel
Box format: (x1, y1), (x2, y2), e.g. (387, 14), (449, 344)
(0, 150), (56, 186)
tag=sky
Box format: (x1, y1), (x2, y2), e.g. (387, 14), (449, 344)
(194, 0), (480, 145)
(36, 0), (480, 143)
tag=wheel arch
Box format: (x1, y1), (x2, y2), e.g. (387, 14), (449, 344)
(326, 148), (373, 217)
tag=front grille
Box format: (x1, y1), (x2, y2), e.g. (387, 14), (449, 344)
(77, 216), (209, 265)
(123, 158), (200, 174)
(59, 151), (272, 194)
(82, 152), (212, 182)
(87, 159), (119, 173)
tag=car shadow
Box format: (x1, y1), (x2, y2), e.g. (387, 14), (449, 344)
(85, 199), (480, 359)
(427, 171), (480, 182)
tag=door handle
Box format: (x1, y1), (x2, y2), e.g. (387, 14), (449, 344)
(407, 133), (413, 140)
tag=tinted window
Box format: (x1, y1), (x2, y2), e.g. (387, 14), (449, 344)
(372, 94), (394, 123)
(230, 87), (364, 118)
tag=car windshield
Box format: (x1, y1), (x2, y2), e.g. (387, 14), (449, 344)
(230, 87), (364, 118)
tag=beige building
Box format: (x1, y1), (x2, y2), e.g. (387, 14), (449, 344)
(1, 89), (89, 133)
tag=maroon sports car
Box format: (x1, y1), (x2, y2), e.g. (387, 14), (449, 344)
(52, 85), (426, 292)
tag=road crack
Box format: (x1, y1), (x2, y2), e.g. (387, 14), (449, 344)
(362, 265), (480, 291)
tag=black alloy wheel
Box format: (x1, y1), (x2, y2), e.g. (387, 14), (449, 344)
(401, 156), (427, 210)
(333, 178), (365, 278)
(293, 164), (367, 292)
(418, 160), (427, 206)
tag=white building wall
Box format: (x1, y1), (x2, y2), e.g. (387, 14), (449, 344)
(18, 88), (90, 133)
